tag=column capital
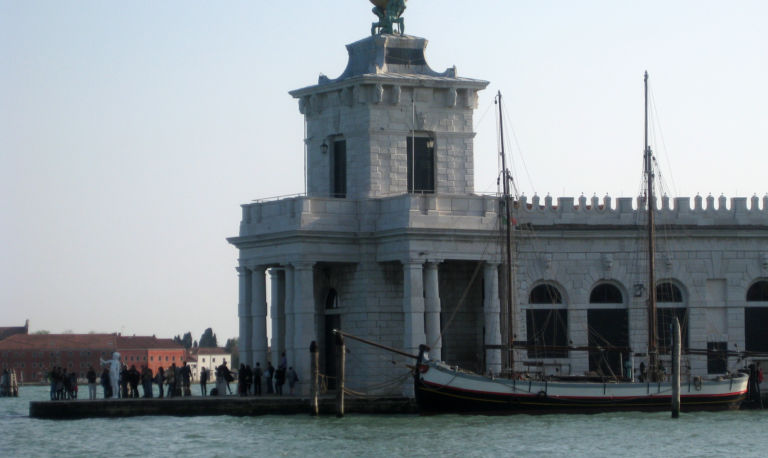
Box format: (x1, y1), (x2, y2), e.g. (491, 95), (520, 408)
(236, 265), (251, 275)
(247, 264), (267, 274)
(291, 261), (315, 271)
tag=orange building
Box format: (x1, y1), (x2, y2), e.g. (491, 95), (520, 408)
(0, 332), (186, 382)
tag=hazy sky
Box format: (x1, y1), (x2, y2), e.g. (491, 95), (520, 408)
(2, 1), (766, 341)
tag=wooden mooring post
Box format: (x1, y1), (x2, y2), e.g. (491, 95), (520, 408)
(310, 341), (319, 416)
(671, 317), (681, 418)
(336, 333), (346, 417)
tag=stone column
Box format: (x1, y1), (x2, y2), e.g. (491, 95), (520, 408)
(251, 266), (268, 368)
(284, 266), (296, 370)
(403, 260), (426, 396)
(237, 266), (252, 369)
(424, 262), (442, 361)
(483, 262), (502, 375)
(292, 262), (316, 395)
(269, 268), (283, 369)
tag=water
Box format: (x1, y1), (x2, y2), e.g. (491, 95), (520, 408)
(1, 386), (766, 457)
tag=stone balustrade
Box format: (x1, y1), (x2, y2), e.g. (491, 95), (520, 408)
(239, 193), (768, 236)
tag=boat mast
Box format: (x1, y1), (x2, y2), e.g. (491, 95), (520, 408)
(497, 91), (514, 373)
(644, 71), (659, 380)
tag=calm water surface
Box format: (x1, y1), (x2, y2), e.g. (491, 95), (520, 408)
(1, 386), (765, 457)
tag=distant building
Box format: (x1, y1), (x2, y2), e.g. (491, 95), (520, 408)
(0, 333), (186, 382)
(0, 320), (29, 341)
(188, 347), (231, 382)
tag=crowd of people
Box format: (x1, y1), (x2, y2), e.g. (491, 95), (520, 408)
(236, 352), (300, 396)
(46, 353), (301, 400)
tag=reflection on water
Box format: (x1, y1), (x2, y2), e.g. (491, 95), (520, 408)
(2, 386), (766, 457)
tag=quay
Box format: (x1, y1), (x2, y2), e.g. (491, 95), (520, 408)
(29, 395), (417, 420)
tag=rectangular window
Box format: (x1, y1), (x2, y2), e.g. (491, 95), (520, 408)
(745, 308), (768, 352)
(331, 139), (346, 198)
(406, 136), (435, 193)
(526, 309), (568, 358)
(707, 342), (728, 374)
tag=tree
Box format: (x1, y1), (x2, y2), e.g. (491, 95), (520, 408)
(33, 330), (50, 335)
(199, 328), (218, 348)
(225, 338), (239, 367)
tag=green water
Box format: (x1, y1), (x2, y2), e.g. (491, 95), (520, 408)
(1, 386), (765, 457)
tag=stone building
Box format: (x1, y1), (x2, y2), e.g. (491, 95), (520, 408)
(228, 32), (768, 396)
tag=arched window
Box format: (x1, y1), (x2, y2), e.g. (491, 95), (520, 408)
(747, 280), (768, 301)
(529, 284), (562, 304)
(657, 283), (683, 302)
(589, 284), (623, 303)
(656, 282), (687, 351)
(745, 280), (768, 353)
(527, 284), (567, 358)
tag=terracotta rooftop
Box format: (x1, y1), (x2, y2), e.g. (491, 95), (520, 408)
(0, 333), (184, 351)
(116, 335), (184, 350)
(0, 320), (29, 341)
(0, 333), (115, 350)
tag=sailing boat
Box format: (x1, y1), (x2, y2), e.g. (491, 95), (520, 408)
(412, 77), (750, 414)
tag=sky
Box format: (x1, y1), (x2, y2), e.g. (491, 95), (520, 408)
(1, 1), (766, 341)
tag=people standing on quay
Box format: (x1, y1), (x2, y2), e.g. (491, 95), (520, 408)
(166, 363), (177, 397)
(120, 364), (129, 398)
(200, 367), (209, 396)
(253, 363), (262, 396)
(155, 366), (165, 398)
(287, 367), (299, 395)
(141, 365), (154, 398)
(265, 362), (275, 394)
(237, 364), (246, 396)
(275, 365), (286, 395)
(215, 360), (232, 395)
(180, 361), (192, 396)
(100, 367), (112, 398)
(86, 366), (97, 400)
(128, 365), (140, 398)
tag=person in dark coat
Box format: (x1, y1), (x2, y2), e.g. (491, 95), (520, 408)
(266, 362), (275, 394)
(101, 367), (112, 399)
(275, 366), (286, 395)
(200, 367), (209, 396)
(155, 366), (165, 398)
(253, 363), (262, 396)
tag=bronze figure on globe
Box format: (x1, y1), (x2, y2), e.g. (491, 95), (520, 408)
(370, 0), (407, 35)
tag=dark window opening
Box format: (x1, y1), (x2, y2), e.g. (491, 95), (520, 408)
(707, 341), (728, 374)
(526, 309), (568, 358)
(324, 314), (341, 390)
(406, 136), (434, 193)
(589, 284), (623, 303)
(325, 289), (338, 310)
(529, 285), (562, 304)
(747, 281), (768, 301)
(332, 140), (346, 198)
(587, 309), (629, 377)
(657, 308), (688, 352)
(657, 283), (683, 302)
(745, 307), (768, 352)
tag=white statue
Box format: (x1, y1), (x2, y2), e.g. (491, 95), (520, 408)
(100, 351), (121, 397)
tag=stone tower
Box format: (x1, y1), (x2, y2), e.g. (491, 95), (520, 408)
(290, 34), (488, 199)
(229, 33), (502, 397)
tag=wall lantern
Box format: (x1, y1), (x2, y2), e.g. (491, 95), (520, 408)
(426, 138), (435, 149)
(321, 140), (329, 154)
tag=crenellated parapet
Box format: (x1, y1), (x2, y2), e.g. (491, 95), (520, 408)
(516, 194), (768, 227)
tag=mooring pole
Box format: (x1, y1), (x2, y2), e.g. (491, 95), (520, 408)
(672, 317), (681, 418)
(310, 341), (319, 416)
(336, 334), (346, 417)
